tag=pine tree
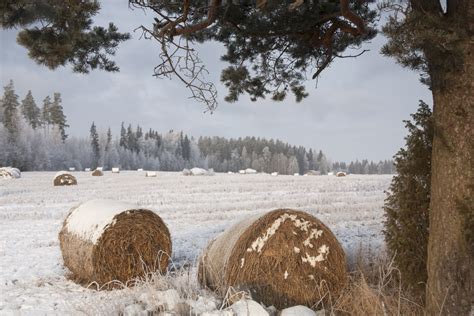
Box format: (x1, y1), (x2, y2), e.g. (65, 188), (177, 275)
(41, 96), (52, 127)
(49, 93), (68, 141)
(183, 135), (191, 161)
(105, 127), (112, 152)
(21, 90), (41, 129)
(1, 80), (20, 139)
(383, 100), (433, 298)
(90, 122), (100, 168)
(119, 122), (126, 148)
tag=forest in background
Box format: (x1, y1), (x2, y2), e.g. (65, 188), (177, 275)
(0, 80), (394, 174)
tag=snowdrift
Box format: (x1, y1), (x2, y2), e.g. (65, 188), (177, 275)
(198, 209), (347, 309)
(53, 171), (77, 186)
(59, 199), (171, 288)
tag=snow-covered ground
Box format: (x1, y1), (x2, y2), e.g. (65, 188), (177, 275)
(0, 171), (391, 315)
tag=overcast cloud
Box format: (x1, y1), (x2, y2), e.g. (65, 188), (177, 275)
(0, 2), (432, 162)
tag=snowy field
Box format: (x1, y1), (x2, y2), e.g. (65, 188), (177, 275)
(0, 171), (392, 315)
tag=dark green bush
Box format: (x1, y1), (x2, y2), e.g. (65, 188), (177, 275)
(383, 100), (433, 297)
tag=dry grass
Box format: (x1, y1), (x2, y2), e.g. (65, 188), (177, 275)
(72, 247), (424, 315)
(327, 248), (424, 316)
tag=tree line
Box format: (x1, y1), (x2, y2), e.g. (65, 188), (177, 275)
(1, 80), (394, 174)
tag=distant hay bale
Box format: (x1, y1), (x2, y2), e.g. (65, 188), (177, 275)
(185, 167), (214, 176)
(112, 168), (120, 173)
(191, 167), (208, 176)
(84, 168), (91, 172)
(271, 172), (279, 176)
(239, 170), (246, 174)
(92, 169), (104, 176)
(336, 172), (347, 177)
(53, 171), (77, 186)
(198, 209), (347, 309)
(305, 170), (321, 176)
(59, 199), (172, 288)
(0, 167), (21, 179)
(146, 171), (157, 177)
(293, 173), (300, 176)
(137, 168), (144, 172)
(96, 167), (104, 171)
(245, 168), (257, 174)
(69, 167), (76, 172)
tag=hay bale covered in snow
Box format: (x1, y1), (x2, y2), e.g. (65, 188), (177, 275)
(336, 172), (346, 177)
(182, 168), (192, 176)
(0, 167), (21, 179)
(92, 169), (104, 176)
(53, 171), (77, 186)
(271, 172), (279, 176)
(69, 167), (76, 172)
(190, 167), (209, 176)
(239, 170), (246, 174)
(198, 209), (347, 309)
(112, 167), (120, 173)
(245, 168), (257, 174)
(305, 170), (321, 176)
(59, 199), (172, 288)
(146, 171), (157, 177)
(84, 168), (91, 172)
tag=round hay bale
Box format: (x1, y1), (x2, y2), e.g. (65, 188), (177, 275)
(198, 209), (347, 309)
(92, 169), (104, 176)
(336, 172), (347, 177)
(59, 199), (172, 288)
(191, 167), (208, 176)
(0, 167), (21, 179)
(53, 171), (77, 186)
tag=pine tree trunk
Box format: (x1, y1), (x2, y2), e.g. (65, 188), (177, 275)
(425, 36), (474, 315)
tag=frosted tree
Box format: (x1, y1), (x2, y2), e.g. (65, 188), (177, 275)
(241, 146), (250, 169)
(262, 146), (272, 173)
(287, 156), (299, 175)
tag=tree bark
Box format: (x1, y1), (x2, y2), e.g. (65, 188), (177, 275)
(425, 22), (474, 315)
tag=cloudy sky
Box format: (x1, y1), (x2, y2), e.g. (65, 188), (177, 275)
(0, 2), (431, 162)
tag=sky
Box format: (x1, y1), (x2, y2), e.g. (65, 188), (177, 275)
(0, 2), (432, 162)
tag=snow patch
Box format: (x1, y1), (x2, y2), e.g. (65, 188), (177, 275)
(301, 245), (330, 267)
(65, 199), (140, 244)
(303, 229), (324, 248)
(247, 213), (297, 253)
(229, 299), (269, 316)
(281, 305), (316, 316)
